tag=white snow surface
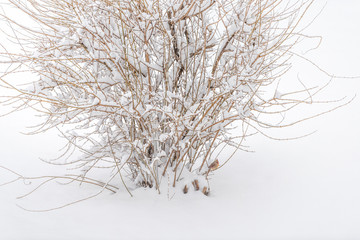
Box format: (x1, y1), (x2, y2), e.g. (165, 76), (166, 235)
(1, 0), (360, 239)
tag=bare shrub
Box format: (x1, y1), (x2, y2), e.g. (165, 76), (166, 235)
(1, 0), (331, 196)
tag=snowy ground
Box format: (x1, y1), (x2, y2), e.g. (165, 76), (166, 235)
(1, 1), (360, 239)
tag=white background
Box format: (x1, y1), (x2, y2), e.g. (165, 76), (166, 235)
(0, 0), (360, 239)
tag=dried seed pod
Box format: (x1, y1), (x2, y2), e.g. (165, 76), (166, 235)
(202, 186), (209, 196)
(183, 185), (188, 194)
(192, 179), (199, 191)
(208, 159), (219, 171)
(145, 143), (154, 159)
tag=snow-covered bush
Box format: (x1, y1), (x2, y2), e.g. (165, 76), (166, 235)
(1, 0), (316, 195)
